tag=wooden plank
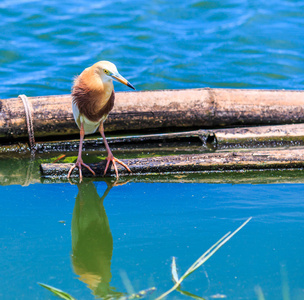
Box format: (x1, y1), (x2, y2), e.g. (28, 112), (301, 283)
(40, 148), (304, 178)
(1, 88), (304, 141)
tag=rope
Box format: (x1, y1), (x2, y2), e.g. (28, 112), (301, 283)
(18, 94), (36, 154)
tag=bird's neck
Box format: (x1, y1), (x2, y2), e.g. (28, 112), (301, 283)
(91, 69), (114, 108)
(81, 68), (113, 114)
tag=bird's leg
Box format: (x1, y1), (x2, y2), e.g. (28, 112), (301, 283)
(67, 123), (95, 182)
(99, 123), (131, 178)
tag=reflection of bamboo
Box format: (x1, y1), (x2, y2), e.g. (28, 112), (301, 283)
(0, 157), (40, 186)
(2, 158), (304, 186)
(1, 88), (304, 140)
(71, 180), (123, 298)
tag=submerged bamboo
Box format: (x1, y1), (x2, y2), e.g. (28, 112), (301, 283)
(1, 162), (304, 186)
(40, 148), (304, 178)
(1, 88), (304, 141)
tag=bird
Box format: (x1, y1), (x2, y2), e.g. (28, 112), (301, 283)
(67, 61), (135, 182)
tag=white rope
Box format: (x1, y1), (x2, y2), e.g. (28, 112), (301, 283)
(18, 94), (36, 153)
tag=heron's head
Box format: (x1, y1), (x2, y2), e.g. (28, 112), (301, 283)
(96, 61), (135, 90)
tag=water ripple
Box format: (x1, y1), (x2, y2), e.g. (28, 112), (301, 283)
(0, 0), (303, 97)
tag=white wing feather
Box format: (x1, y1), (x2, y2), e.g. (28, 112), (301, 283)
(72, 101), (102, 135)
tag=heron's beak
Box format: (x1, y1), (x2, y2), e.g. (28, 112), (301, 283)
(111, 73), (135, 90)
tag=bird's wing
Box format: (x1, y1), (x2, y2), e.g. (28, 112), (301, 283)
(72, 101), (100, 134)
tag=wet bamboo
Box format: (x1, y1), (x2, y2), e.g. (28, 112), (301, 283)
(40, 148), (304, 178)
(0, 88), (304, 141)
(2, 165), (304, 186)
(1, 123), (303, 153)
(213, 123), (304, 148)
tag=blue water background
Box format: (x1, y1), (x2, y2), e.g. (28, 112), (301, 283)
(1, 181), (304, 299)
(0, 0), (303, 98)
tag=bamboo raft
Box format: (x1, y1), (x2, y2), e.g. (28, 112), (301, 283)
(1, 88), (304, 179)
(40, 148), (304, 178)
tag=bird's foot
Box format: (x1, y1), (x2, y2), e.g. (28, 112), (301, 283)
(67, 158), (95, 183)
(104, 155), (131, 179)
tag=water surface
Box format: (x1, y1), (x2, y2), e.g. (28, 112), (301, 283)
(1, 178), (304, 299)
(0, 0), (303, 98)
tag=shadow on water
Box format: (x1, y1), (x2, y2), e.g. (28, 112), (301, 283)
(71, 179), (124, 299)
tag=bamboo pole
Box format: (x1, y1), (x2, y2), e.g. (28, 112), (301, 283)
(1, 88), (304, 141)
(2, 123), (302, 153)
(40, 148), (304, 178)
(213, 123), (304, 148)
(44, 123), (304, 151)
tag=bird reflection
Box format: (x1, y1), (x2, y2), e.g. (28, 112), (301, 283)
(71, 179), (123, 299)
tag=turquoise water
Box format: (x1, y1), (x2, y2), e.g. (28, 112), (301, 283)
(1, 180), (304, 300)
(0, 0), (303, 98)
(1, 1), (304, 299)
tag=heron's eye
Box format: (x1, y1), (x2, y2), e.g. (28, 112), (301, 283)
(104, 69), (109, 75)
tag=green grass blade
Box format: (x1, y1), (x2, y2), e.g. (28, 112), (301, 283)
(185, 217), (252, 278)
(120, 270), (135, 295)
(38, 283), (76, 300)
(281, 264), (290, 300)
(185, 231), (231, 276)
(254, 285), (266, 300)
(118, 287), (157, 300)
(155, 217), (252, 300)
(171, 257), (179, 284)
(176, 287), (207, 300)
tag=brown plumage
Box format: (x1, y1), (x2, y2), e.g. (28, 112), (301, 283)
(67, 61), (135, 182)
(72, 75), (115, 123)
